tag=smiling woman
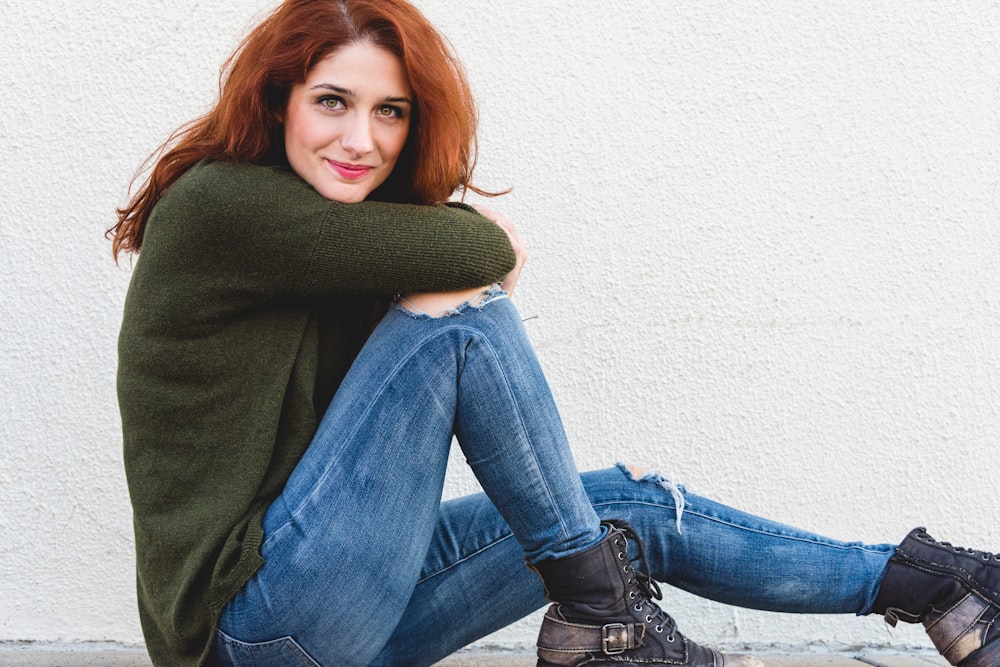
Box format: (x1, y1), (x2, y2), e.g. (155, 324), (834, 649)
(108, 0), (482, 257)
(110, 1), (1000, 666)
(283, 42), (412, 203)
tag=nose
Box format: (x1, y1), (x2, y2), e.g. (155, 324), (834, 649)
(340, 112), (374, 157)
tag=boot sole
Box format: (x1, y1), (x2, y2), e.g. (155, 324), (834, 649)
(959, 638), (1000, 667)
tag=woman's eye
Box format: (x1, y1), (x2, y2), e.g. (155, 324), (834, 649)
(318, 96), (345, 110)
(376, 105), (404, 119)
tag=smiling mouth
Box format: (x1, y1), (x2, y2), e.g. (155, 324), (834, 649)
(327, 160), (373, 180)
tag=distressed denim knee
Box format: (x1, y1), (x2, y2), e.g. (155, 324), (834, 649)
(617, 462), (688, 533)
(393, 283), (508, 319)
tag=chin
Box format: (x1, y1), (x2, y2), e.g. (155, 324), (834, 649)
(318, 184), (371, 204)
(329, 192), (367, 204)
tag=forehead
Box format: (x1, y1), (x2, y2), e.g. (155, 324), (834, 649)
(306, 42), (411, 96)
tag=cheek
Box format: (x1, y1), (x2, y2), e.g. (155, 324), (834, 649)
(284, 103), (331, 154)
(283, 109), (310, 151)
(381, 128), (410, 164)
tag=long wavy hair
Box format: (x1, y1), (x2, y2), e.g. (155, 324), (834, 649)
(110, 0), (488, 259)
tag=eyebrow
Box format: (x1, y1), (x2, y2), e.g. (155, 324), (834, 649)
(309, 83), (412, 105)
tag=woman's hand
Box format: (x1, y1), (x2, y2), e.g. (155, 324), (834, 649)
(471, 204), (527, 297)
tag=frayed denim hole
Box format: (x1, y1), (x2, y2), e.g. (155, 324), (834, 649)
(445, 283), (508, 315)
(389, 299), (432, 320)
(392, 284), (508, 319)
(473, 283), (509, 308)
(616, 461), (687, 534)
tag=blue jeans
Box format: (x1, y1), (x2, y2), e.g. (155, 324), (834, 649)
(212, 292), (894, 667)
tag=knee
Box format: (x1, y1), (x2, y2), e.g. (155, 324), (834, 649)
(396, 286), (493, 318)
(625, 464), (647, 479)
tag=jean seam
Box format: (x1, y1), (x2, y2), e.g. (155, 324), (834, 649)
(415, 532), (518, 585)
(280, 323), (477, 530)
(458, 332), (577, 549)
(591, 499), (892, 553)
(215, 630), (321, 667)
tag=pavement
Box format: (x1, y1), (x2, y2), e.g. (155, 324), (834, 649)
(0, 645), (951, 667)
(434, 652), (952, 667)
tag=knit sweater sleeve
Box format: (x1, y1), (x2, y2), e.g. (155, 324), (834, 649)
(142, 160), (515, 298)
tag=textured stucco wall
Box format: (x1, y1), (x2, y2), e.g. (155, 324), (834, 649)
(2, 0), (998, 654)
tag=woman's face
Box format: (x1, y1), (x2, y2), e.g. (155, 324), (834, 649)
(284, 42), (412, 203)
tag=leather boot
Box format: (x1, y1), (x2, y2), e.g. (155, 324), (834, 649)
(529, 520), (762, 667)
(872, 528), (1000, 667)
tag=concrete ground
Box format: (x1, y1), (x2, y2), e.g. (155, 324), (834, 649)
(435, 652), (951, 667)
(0, 645), (951, 667)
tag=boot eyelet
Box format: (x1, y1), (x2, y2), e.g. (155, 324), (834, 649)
(634, 603), (643, 611)
(667, 634), (675, 643)
(623, 566), (630, 573)
(654, 625), (663, 633)
(628, 591), (636, 599)
(617, 552), (626, 560)
(645, 615), (653, 623)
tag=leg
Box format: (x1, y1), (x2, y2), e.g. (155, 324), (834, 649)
(373, 466), (894, 666)
(604, 465), (894, 614)
(215, 292), (601, 666)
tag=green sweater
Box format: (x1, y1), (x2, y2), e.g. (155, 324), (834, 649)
(118, 160), (515, 666)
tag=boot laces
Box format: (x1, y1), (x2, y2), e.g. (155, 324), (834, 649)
(917, 530), (1000, 562)
(612, 521), (679, 642)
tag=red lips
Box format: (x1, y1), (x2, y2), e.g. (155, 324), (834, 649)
(327, 159), (373, 180)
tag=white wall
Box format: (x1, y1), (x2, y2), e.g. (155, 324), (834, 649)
(2, 0), (998, 654)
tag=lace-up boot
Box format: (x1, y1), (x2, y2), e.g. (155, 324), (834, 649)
(529, 520), (762, 667)
(872, 528), (1000, 667)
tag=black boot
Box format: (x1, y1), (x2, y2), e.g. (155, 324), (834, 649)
(872, 528), (1000, 667)
(529, 520), (762, 667)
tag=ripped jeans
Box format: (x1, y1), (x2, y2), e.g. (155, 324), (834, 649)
(212, 290), (894, 667)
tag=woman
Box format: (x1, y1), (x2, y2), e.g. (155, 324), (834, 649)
(111, 1), (1000, 666)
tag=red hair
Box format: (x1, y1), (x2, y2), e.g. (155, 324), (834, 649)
(111, 0), (490, 259)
